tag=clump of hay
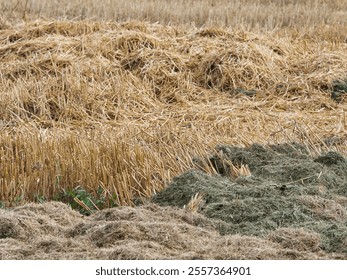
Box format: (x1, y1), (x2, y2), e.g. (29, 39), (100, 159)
(0, 202), (343, 260)
(153, 144), (347, 257)
(267, 228), (321, 252)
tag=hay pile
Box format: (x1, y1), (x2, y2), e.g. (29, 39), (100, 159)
(152, 143), (347, 257)
(2, 20), (347, 123)
(0, 201), (343, 260)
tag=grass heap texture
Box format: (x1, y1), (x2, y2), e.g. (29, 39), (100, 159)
(1, 20), (347, 209)
(0, 201), (344, 259)
(152, 143), (347, 257)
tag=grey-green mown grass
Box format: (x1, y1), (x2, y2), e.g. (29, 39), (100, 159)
(152, 144), (347, 256)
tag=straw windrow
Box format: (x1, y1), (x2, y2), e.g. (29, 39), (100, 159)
(1, 19), (347, 207)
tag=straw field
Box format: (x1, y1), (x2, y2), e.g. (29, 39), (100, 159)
(1, 0), (347, 30)
(0, 0), (347, 259)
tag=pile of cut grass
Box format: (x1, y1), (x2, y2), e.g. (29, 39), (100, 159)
(0, 201), (344, 259)
(152, 143), (347, 256)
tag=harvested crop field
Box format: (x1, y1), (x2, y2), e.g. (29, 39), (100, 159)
(1, 0), (347, 259)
